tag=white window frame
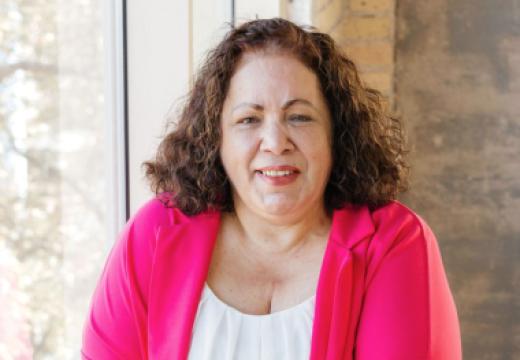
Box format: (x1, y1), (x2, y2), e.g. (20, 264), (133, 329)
(103, 0), (128, 237)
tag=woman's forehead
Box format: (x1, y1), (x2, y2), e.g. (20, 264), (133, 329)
(226, 52), (323, 106)
(233, 50), (312, 78)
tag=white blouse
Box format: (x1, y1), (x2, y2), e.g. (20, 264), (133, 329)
(188, 282), (316, 360)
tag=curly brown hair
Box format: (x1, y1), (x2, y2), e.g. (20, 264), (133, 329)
(144, 18), (409, 215)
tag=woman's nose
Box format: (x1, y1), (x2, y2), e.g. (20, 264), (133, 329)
(259, 118), (295, 155)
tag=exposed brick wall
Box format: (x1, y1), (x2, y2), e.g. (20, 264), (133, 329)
(312, 0), (396, 102)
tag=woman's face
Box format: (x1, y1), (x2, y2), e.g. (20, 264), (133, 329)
(219, 51), (332, 222)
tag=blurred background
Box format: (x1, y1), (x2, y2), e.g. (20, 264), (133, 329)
(0, 0), (518, 359)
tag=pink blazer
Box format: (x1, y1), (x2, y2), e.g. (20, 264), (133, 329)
(81, 195), (462, 359)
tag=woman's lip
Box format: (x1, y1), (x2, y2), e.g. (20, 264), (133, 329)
(256, 165), (300, 172)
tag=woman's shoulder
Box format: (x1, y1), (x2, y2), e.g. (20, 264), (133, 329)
(362, 200), (441, 281)
(108, 193), (215, 288)
(337, 200), (433, 243)
(129, 192), (211, 231)
(369, 199), (433, 239)
(343, 200), (439, 266)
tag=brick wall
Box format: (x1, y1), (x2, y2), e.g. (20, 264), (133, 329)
(312, 0), (395, 102)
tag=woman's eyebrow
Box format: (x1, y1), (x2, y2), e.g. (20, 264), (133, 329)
(232, 102), (263, 113)
(232, 98), (317, 113)
(281, 98), (317, 111)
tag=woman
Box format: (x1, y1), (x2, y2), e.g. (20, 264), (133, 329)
(82, 18), (462, 359)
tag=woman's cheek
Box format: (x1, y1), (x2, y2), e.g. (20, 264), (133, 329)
(235, 130), (259, 150)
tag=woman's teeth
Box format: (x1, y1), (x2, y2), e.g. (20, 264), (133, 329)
(260, 170), (294, 177)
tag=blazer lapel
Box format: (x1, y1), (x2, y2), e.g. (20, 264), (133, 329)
(310, 206), (375, 360)
(148, 211), (221, 360)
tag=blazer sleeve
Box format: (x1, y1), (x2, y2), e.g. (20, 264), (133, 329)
(81, 199), (171, 360)
(354, 205), (462, 360)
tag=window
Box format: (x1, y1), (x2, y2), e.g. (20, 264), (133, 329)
(0, 0), (125, 357)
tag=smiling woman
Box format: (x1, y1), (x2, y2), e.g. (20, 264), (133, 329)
(142, 19), (410, 217)
(82, 18), (462, 360)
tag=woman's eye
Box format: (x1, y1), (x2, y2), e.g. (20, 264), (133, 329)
(238, 117), (258, 124)
(289, 114), (312, 122)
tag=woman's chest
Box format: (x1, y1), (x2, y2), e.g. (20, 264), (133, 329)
(206, 237), (325, 315)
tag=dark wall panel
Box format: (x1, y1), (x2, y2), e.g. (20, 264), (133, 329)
(395, 0), (520, 358)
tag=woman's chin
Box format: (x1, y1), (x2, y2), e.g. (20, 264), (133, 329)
(258, 196), (301, 217)
(263, 205), (294, 216)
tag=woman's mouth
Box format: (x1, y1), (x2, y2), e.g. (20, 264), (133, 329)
(255, 166), (300, 185)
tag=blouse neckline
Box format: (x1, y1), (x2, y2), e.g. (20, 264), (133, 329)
(203, 282), (316, 319)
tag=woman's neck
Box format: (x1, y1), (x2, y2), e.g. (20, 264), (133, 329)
(228, 199), (332, 257)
